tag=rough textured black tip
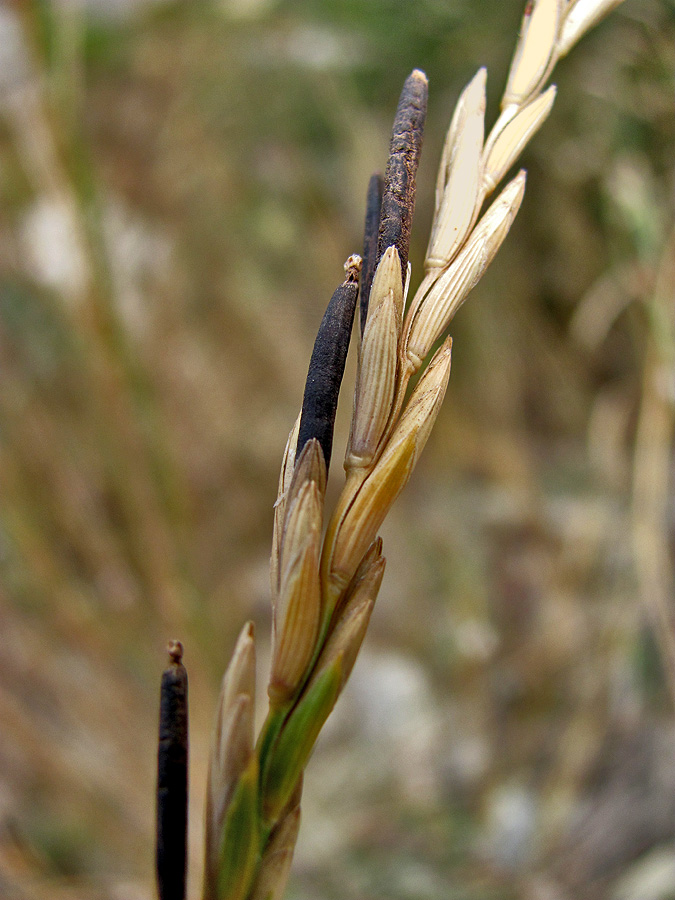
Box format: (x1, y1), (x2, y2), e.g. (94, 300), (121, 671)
(297, 276), (359, 470)
(377, 70), (428, 289)
(360, 174), (384, 336)
(156, 655), (188, 900)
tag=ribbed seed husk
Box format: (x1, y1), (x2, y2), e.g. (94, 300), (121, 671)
(482, 86), (556, 192)
(503, 0), (563, 107)
(203, 623), (256, 898)
(204, 694), (254, 895)
(406, 172), (525, 370)
(249, 806), (301, 900)
(347, 289), (399, 468)
(286, 438), (326, 509)
(270, 524), (322, 703)
(368, 246), (404, 323)
(557, 0), (625, 57)
(312, 552), (385, 693)
(214, 622), (256, 728)
(212, 757), (259, 900)
(327, 339), (452, 589)
(426, 68), (486, 270)
(279, 478), (322, 589)
(271, 413), (301, 595)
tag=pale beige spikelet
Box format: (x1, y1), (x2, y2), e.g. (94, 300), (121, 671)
(210, 697), (254, 835)
(403, 260), (412, 305)
(368, 245), (404, 322)
(284, 438), (327, 512)
(270, 496), (322, 703)
(482, 86), (556, 193)
(327, 339), (452, 592)
(249, 806), (301, 900)
(271, 412), (302, 594)
(347, 290), (399, 469)
(274, 439), (326, 596)
(426, 68), (486, 271)
(279, 479), (321, 586)
(217, 621), (256, 717)
(312, 551), (385, 690)
(270, 439), (325, 702)
(406, 172), (526, 372)
(204, 623), (256, 899)
(557, 0), (625, 56)
(503, 0), (564, 107)
(288, 438), (327, 503)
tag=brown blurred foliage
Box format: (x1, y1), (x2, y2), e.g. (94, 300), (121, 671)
(0, 1), (674, 898)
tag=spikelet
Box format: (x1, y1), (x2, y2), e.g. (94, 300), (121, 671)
(557, 0), (625, 57)
(369, 244), (405, 323)
(275, 439), (326, 596)
(269, 442), (324, 703)
(426, 68), (486, 271)
(271, 412), (301, 596)
(249, 806), (302, 900)
(278, 442), (326, 569)
(203, 623), (256, 900)
(503, 0), (564, 107)
(326, 339), (452, 593)
(312, 548), (385, 691)
(346, 247), (403, 469)
(406, 173), (526, 371)
(482, 86), (556, 193)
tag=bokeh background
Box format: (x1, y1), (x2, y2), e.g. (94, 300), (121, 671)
(0, 0), (674, 898)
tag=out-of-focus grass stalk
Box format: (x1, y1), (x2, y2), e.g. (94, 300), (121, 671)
(8, 0), (191, 621)
(632, 225), (675, 703)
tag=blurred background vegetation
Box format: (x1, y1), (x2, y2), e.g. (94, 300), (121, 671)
(0, 0), (674, 898)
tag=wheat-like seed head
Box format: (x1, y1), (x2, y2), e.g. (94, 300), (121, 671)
(198, 3), (628, 898)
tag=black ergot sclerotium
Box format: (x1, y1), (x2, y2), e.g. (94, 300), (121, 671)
(156, 641), (188, 900)
(296, 256), (361, 471)
(376, 70), (428, 289)
(359, 173), (384, 336)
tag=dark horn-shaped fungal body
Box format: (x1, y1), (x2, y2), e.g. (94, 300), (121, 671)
(377, 70), (428, 288)
(296, 257), (361, 470)
(156, 641), (188, 900)
(360, 173), (384, 336)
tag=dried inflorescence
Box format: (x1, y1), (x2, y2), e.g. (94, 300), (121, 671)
(154, 4), (629, 900)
